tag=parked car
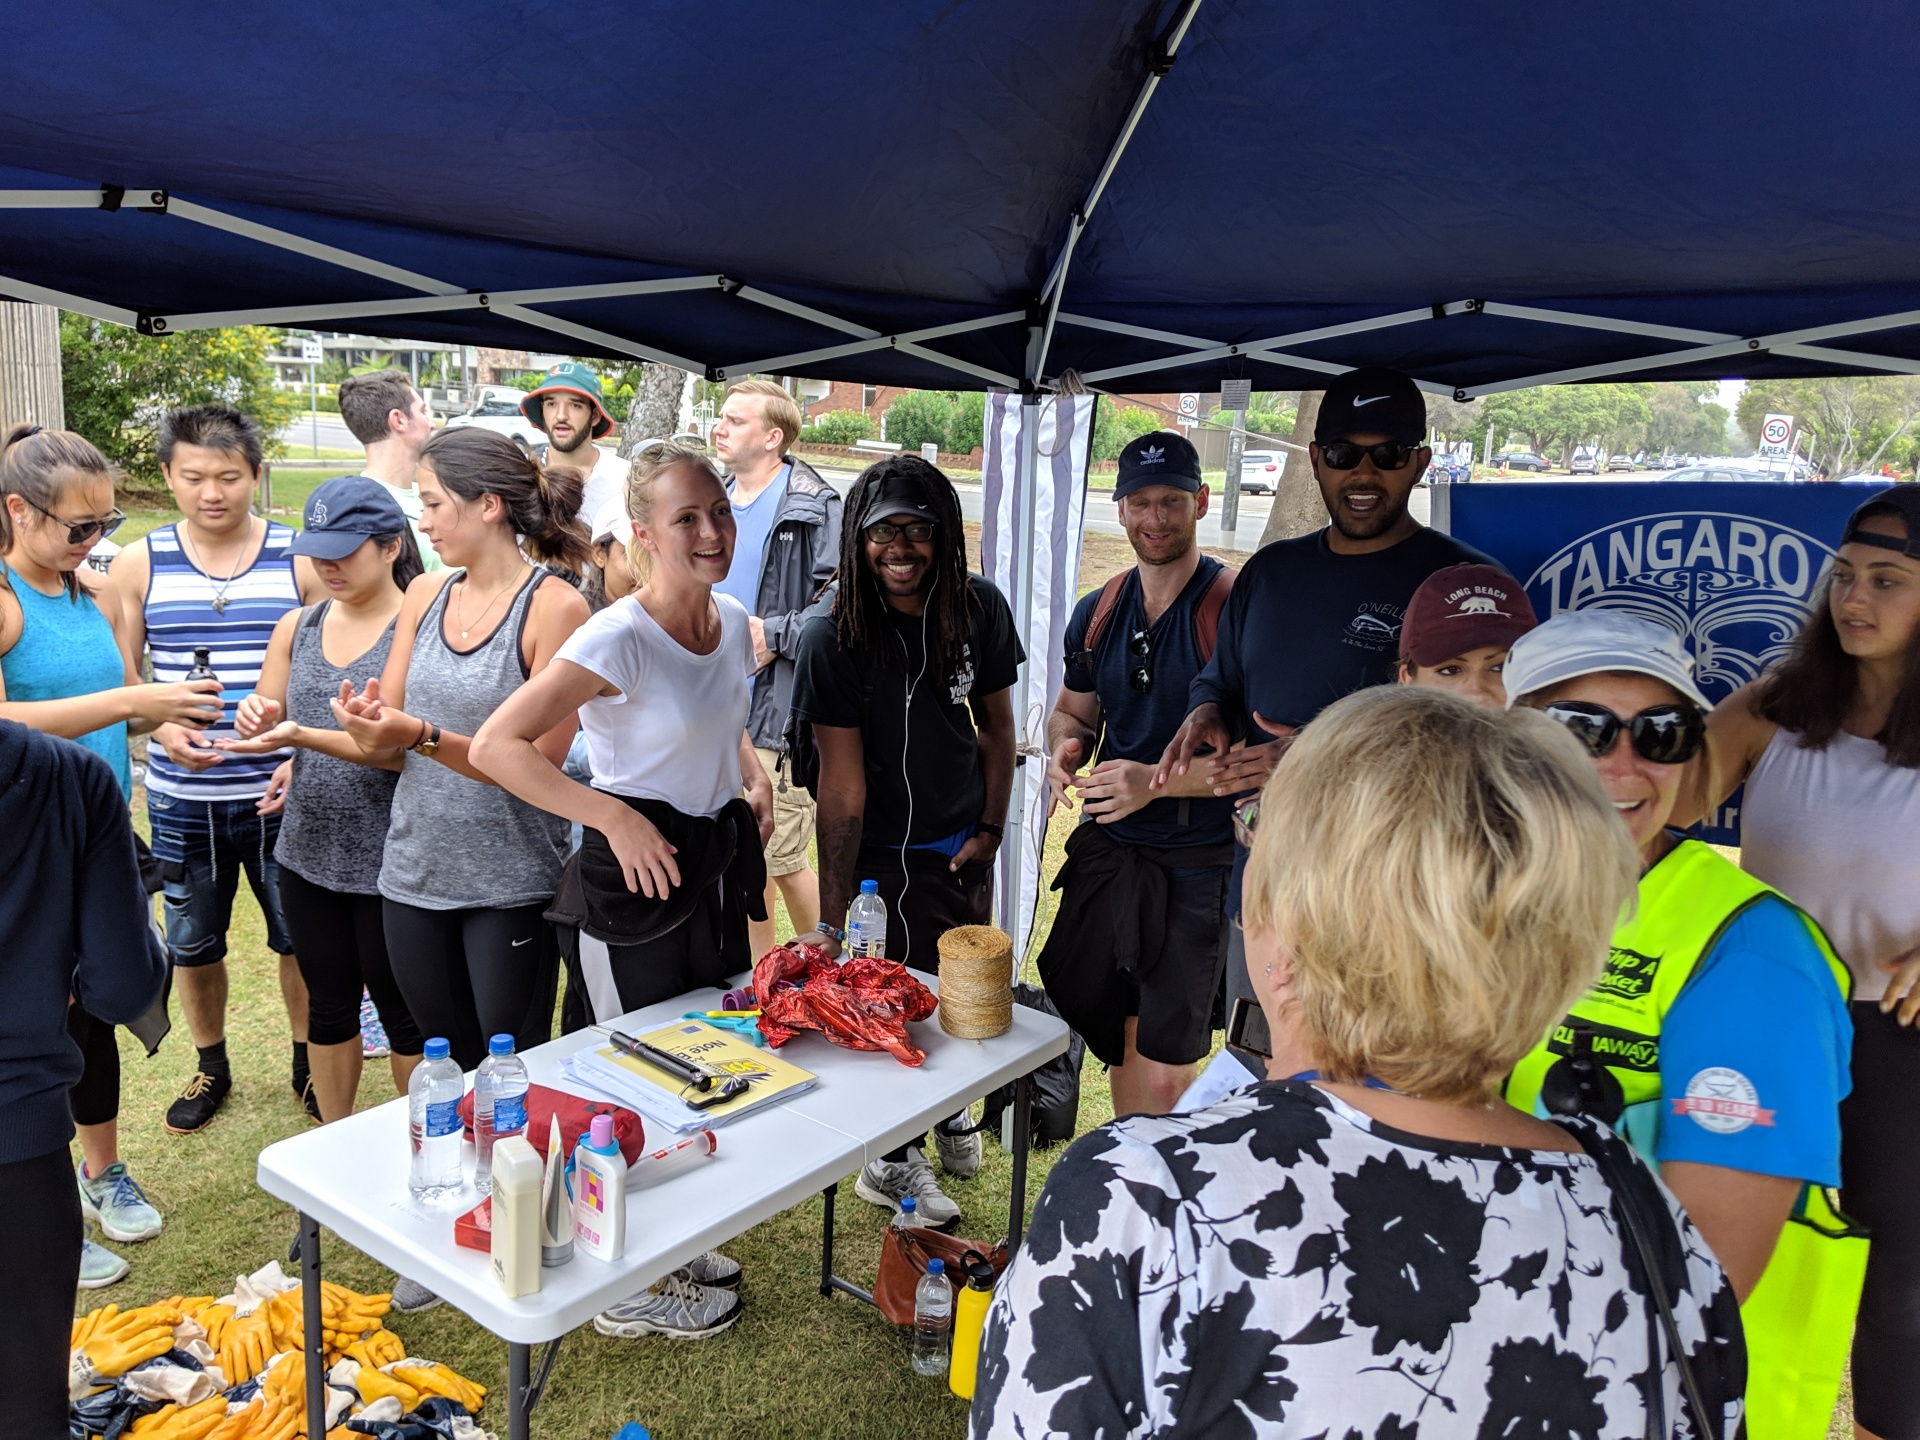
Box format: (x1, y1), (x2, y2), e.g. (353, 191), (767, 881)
(1501, 451), (1550, 472)
(444, 385), (548, 449)
(1606, 452), (1638, 472)
(1238, 450), (1283, 494)
(1569, 447), (1599, 475)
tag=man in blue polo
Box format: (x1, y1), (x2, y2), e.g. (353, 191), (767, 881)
(1042, 431), (1236, 1116)
(520, 362), (629, 526)
(1155, 367), (1494, 1069)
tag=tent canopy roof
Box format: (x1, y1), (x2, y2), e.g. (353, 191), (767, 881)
(3, 1), (1917, 396)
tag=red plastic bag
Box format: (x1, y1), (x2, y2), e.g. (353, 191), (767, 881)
(755, 942), (939, 1065)
(456, 1081), (646, 1163)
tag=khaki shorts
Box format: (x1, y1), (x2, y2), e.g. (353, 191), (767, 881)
(752, 746), (816, 876)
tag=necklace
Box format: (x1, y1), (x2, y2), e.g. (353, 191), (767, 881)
(453, 566), (527, 639)
(180, 518), (256, 614)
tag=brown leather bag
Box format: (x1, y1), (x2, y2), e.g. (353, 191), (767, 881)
(874, 1226), (1009, 1326)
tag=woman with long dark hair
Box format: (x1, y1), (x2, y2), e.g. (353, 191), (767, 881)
(1679, 484), (1920, 1440)
(217, 477), (427, 1124)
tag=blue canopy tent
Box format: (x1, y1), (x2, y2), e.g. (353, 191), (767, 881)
(3, 0), (1916, 992)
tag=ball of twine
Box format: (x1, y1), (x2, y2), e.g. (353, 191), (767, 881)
(938, 925), (1014, 1039)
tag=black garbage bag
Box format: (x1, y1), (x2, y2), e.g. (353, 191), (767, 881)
(951, 984), (1085, 1149)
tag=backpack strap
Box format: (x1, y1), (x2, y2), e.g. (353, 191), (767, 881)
(1191, 564), (1236, 667)
(1078, 570), (1131, 661)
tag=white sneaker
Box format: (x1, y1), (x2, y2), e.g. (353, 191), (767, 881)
(593, 1274), (742, 1339)
(854, 1153), (961, 1230)
(933, 1115), (983, 1179)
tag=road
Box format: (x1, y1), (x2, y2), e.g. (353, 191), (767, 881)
(277, 416), (359, 452)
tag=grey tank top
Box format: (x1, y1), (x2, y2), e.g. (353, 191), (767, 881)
(378, 569), (570, 910)
(274, 602), (398, 894)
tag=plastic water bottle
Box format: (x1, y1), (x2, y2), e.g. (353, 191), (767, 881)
(408, 1037), (465, 1201)
(891, 1194), (919, 1231)
(848, 879), (888, 959)
(472, 1034), (529, 1195)
(912, 1259), (954, 1376)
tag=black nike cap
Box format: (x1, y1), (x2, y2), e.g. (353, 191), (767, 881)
(1315, 367), (1427, 446)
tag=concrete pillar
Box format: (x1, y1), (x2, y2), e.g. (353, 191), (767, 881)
(0, 302), (65, 436)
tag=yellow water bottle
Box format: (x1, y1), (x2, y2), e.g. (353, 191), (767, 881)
(948, 1250), (997, 1400)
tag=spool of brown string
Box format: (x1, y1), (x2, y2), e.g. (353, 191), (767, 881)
(937, 925), (1014, 1039)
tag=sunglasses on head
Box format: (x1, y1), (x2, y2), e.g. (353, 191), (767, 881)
(1126, 627), (1153, 694)
(1232, 796), (1260, 849)
(21, 495), (126, 546)
(1541, 700), (1704, 765)
(1317, 440), (1419, 472)
(864, 519), (935, 544)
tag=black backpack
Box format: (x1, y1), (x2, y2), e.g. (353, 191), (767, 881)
(951, 984), (1086, 1149)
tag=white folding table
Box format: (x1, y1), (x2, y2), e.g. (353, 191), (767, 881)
(256, 977), (1069, 1440)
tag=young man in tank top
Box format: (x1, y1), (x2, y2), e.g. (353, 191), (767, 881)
(108, 406), (326, 1134)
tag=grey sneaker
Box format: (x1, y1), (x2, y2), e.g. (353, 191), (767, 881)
(672, 1250), (742, 1290)
(78, 1237), (129, 1289)
(390, 1277), (442, 1313)
(854, 1154), (961, 1230)
(933, 1115), (983, 1180)
(78, 1161), (163, 1243)
(593, 1274), (742, 1339)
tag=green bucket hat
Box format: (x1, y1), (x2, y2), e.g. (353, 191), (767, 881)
(521, 361), (615, 438)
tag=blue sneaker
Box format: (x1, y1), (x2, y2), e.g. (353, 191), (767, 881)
(78, 1236), (129, 1289)
(77, 1161), (163, 1243)
(360, 991), (391, 1059)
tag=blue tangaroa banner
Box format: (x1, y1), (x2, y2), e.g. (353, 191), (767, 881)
(1436, 480), (1880, 844)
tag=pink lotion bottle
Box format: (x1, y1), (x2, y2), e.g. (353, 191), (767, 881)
(572, 1113), (627, 1261)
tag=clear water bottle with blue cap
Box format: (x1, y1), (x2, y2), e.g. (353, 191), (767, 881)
(472, 1033), (529, 1194)
(890, 1193), (920, 1231)
(912, 1257), (954, 1375)
(848, 879), (888, 958)
(408, 1037), (465, 1200)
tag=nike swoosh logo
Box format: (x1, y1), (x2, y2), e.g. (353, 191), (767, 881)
(511, 937), (532, 947)
(1352, 395), (1389, 407)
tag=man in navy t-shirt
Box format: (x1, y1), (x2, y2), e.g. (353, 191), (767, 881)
(1154, 367), (1493, 1067)
(1040, 432), (1236, 1116)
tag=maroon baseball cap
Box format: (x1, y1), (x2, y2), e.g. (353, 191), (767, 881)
(1400, 563), (1538, 666)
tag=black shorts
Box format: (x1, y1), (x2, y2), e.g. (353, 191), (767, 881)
(1036, 823), (1231, 1068)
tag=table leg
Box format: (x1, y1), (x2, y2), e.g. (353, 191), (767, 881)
(507, 1334), (563, 1440)
(298, 1212), (324, 1440)
(1007, 1072), (1033, 1251)
(819, 1182), (877, 1305)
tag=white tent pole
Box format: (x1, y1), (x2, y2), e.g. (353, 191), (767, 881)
(721, 312), (1024, 376)
(489, 302), (704, 372)
(0, 270), (135, 326)
(998, 318), (1048, 946)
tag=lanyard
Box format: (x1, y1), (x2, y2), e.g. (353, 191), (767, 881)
(1288, 1070), (1395, 1092)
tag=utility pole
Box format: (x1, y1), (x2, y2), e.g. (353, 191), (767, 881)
(1220, 379), (1251, 543)
(0, 302), (65, 435)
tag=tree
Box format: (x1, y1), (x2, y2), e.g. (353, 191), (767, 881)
(1477, 383), (1652, 462)
(948, 392), (985, 454)
(802, 410), (874, 446)
(1644, 382), (1730, 456)
(1738, 376), (1920, 478)
(617, 363), (689, 458)
(59, 317), (296, 490)
(881, 390), (958, 451)
(1090, 402), (1159, 463)
(1257, 391), (1324, 546)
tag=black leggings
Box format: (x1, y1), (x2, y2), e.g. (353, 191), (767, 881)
(0, 1147), (82, 1438)
(66, 1005), (119, 1127)
(383, 898), (557, 1072)
(1843, 1002), (1920, 1437)
(280, 869), (423, 1053)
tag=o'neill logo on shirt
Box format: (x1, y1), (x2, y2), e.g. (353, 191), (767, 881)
(1523, 512), (1837, 701)
(1342, 603), (1402, 651)
(1674, 1066), (1775, 1133)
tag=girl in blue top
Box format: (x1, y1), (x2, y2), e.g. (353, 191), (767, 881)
(0, 424), (223, 1288)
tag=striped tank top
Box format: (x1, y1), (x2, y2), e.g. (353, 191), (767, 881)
(144, 520), (302, 801)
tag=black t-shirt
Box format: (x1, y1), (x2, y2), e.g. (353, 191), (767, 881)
(791, 575), (1024, 848)
(1061, 558), (1233, 849)
(1186, 525), (1494, 912)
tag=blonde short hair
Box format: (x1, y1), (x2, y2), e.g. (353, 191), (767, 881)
(1241, 686), (1637, 1103)
(727, 378), (804, 454)
(623, 439), (724, 585)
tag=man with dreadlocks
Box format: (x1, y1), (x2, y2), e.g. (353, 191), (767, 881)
(790, 455), (1022, 1228)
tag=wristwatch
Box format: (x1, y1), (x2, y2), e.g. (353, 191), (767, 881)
(977, 822), (1005, 840)
(410, 721), (442, 758)
(817, 921), (846, 944)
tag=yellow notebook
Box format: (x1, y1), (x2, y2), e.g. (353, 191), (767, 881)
(588, 1020), (817, 1126)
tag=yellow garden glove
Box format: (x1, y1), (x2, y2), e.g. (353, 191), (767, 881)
(72, 1306), (181, 1393)
(260, 1351), (306, 1410)
(388, 1359), (486, 1413)
(72, 1303), (117, 1350)
(216, 1311), (273, 1388)
(129, 1395), (228, 1440)
(343, 1329), (406, 1370)
(350, 1364), (420, 1412)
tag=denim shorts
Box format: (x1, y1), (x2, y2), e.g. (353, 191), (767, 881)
(146, 792), (293, 965)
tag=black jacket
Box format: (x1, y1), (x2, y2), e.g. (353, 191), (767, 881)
(738, 456), (841, 750)
(0, 722), (166, 1164)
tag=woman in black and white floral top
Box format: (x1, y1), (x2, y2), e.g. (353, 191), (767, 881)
(974, 687), (1746, 1440)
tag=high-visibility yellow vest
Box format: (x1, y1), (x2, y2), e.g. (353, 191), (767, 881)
(1506, 838), (1867, 1440)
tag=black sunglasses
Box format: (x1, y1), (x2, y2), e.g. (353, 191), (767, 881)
(1126, 627), (1153, 694)
(22, 495), (125, 546)
(864, 519), (936, 544)
(1541, 700), (1704, 766)
(1318, 440), (1420, 472)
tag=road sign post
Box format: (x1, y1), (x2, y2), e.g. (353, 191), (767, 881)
(1220, 379), (1250, 534)
(301, 337), (323, 458)
(1759, 412), (1794, 472)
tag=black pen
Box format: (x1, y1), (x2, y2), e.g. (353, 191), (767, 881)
(606, 1029), (712, 1092)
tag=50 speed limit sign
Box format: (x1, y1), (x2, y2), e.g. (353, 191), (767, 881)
(1760, 414), (1793, 453)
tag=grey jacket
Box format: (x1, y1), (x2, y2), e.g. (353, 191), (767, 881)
(739, 456), (842, 750)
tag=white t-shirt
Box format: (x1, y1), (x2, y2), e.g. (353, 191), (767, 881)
(367, 475), (445, 571)
(555, 593), (752, 817)
(581, 446), (629, 534)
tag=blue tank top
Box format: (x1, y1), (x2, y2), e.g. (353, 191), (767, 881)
(0, 571), (132, 797)
(143, 520), (302, 801)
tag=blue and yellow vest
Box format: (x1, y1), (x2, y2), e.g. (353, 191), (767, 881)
(1507, 839), (1866, 1440)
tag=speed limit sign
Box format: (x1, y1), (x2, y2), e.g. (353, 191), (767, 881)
(1178, 392), (1200, 418)
(1760, 413), (1793, 455)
